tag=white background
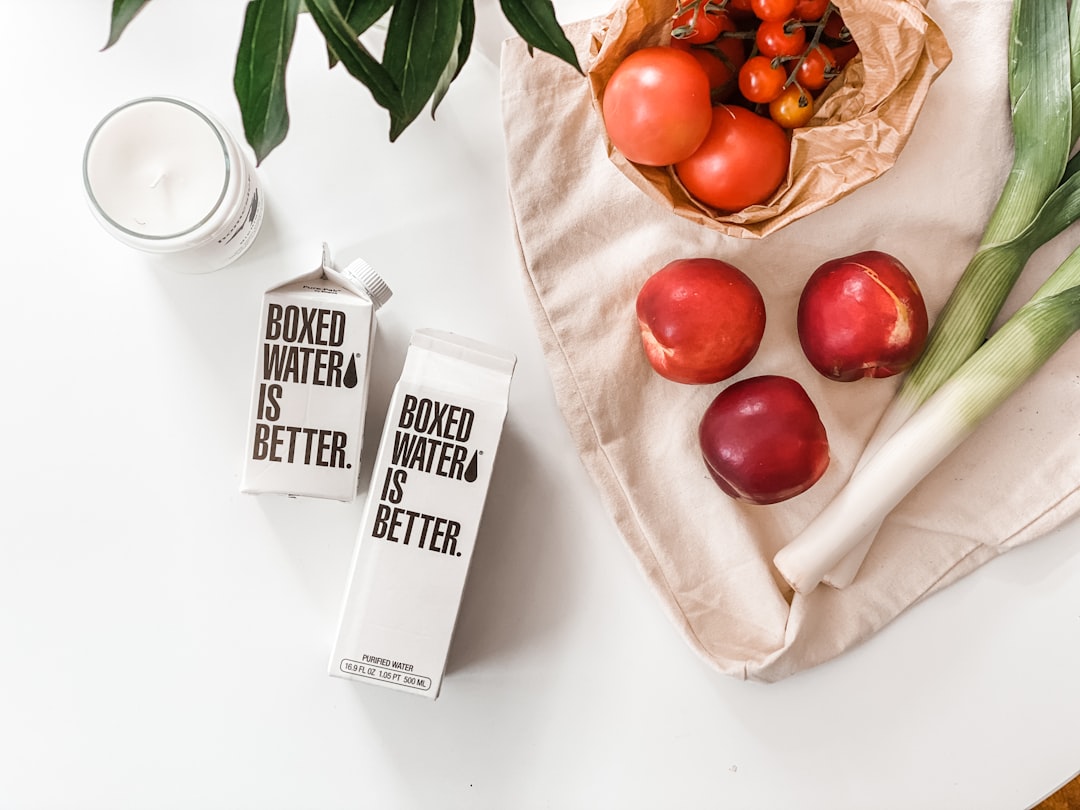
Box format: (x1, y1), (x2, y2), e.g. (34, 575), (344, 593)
(1, 2), (1078, 808)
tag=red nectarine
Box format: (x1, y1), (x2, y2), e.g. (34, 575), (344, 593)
(636, 258), (766, 384)
(797, 250), (928, 382)
(699, 375), (830, 504)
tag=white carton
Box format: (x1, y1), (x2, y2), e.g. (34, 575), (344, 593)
(241, 245), (391, 501)
(329, 329), (516, 698)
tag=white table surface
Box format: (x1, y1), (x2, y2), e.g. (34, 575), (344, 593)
(2, 2), (1079, 808)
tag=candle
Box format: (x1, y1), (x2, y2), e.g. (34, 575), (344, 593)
(83, 97), (264, 272)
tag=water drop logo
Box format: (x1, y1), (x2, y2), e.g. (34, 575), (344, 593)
(463, 451), (479, 483)
(343, 354), (358, 389)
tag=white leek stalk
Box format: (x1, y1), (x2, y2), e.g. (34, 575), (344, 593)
(822, 162), (1080, 587)
(816, 0), (1076, 587)
(775, 252), (1080, 594)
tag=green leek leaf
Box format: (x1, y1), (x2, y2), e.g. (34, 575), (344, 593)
(234, 0), (301, 166)
(1071, 0), (1080, 144)
(383, 0), (464, 141)
(103, 0), (152, 49)
(900, 0), (1073, 402)
(306, 0), (402, 114)
(985, 0), (1072, 243)
(499, 0), (581, 73)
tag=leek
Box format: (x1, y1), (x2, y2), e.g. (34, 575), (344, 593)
(774, 251), (1080, 594)
(822, 160), (1080, 587)
(807, 0), (1078, 588)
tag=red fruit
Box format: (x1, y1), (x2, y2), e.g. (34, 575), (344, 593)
(795, 44), (838, 90)
(738, 54), (788, 103)
(636, 258), (766, 385)
(699, 375), (830, 505)
(672, 7), (721, 44)
(755, 18), (807, 58)
(688, 50), (730, 97)
(792, 0), (830, 20)
(675, 105), (791, 212)
(831, 42), (860, 69)
(751, 0), (797, 22)
(602, 47), (713, 166)
(797, 250), (929, 382)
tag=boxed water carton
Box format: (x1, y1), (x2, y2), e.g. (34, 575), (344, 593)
(329, 329), (516, 698)
(241, 244), (391, 501)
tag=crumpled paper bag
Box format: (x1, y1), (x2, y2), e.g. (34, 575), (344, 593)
(500, 0), (1080, 682)
(587, 0), (953, 238)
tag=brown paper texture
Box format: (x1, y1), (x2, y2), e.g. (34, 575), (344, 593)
(500, 0), (1080, 682)
(587, 0), (953, 238)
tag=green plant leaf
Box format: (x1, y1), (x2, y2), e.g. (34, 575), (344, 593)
(499, 0), (581, 73)
(327, 0), (394, 69)
(103, 0), (152, 49)
(431, 0), (476, 117)
(1071, 0), (1080, 144)
(234, 0), (300, 165)
(383, 0), (465, 140)
(306, 0), (402, 115)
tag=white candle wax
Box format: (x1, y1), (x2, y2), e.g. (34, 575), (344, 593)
(83, 97), (263, 271)
(86, 99), (227, 237)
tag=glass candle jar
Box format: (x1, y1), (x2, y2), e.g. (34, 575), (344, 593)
(83, 96), (264, 272)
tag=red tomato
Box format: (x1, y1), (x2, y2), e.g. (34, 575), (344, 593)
(768, 83), (815, 128)
(755, 18), (807, 58)
(675, 105), (791, 211)
(738, 55), (787, 103)
(672, 7), (721, 44)
(831, 42), (860, 69)
(751, 0), (797, 22)
(686, 13), (746, 95)
(687, 49), (734, 97)
(602, 47), (713, 166)
(792, 0), (830, 20)
(823, 12), (852, 41)
(795, 44), (838, 90)
(711, 8), (741, 36)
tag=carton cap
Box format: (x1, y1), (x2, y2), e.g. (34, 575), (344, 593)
(342, 257), (393, 310)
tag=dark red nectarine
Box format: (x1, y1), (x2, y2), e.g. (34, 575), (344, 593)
(699, 375), (829, 504)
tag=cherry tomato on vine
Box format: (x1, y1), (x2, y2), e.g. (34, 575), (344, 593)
(672, 7), (721, 44)
(755, 18), (807, 58)
(831, 42), (860, 69)
(751, 0), (797, 22)
(795, 44), (838, 90)
(675, 105), (791, 211)
(823, 12), (851, 41)
(769, 83), (815, 128)
(689, 49), (741, 99)
(727, 0), (755, 14)
(602, 47), (713, 166)
(792, 0), (830, 20)
(738, 55), (787, 103)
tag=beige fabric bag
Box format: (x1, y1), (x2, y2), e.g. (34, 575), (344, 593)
(500, 0), (1080, 681)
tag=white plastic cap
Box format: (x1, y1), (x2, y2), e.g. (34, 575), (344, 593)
(341, 256), (393, 310)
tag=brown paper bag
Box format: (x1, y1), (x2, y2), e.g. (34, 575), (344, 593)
(500, 0), (1080, 682)
(587, 0), (953, 238)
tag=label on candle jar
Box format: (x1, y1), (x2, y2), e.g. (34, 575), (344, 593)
(329, 329), (516, 698)
(212, 171), (263, 268)
(241, 247), (391, 501)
